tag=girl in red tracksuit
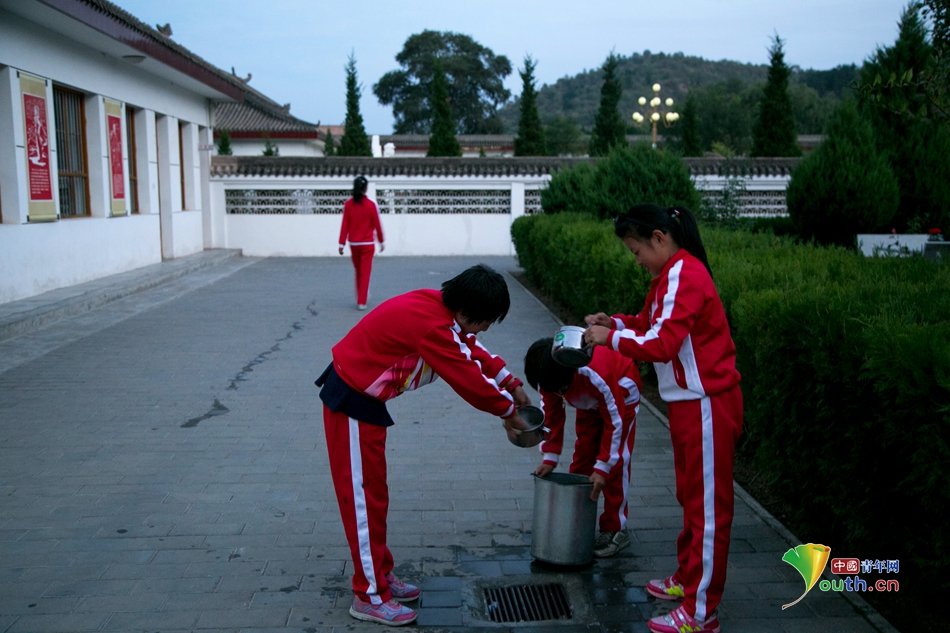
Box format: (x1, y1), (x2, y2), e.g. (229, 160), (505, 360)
(584, 204), (742, 633)
(316, 265), (532, 627)
(339, 176), (384, 310)
(524, 340), (641, 558)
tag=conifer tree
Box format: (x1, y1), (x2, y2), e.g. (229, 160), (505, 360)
(323, 128), (336, 156)
(216, 128), (232, 156)
(680, 92), (702, 156)
(339, 53), (372, 156)
(262, 135), (279, 156)
(514, 55), (547, 156)
(427, 58), (462, 157)
(588, 53), (626, 157)
(752, 35), (801, 157)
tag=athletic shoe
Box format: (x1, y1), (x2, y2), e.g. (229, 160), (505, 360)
(386, 572), (421, 602)
(646, 574), (686, 601)
(593, 530), (630, 557)
(349, 596), (417, 626)
(647, 605), (720, 633)
(357, 304), (367, 311)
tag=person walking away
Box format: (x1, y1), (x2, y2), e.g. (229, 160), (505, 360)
(583, 204), (742, 633)
(316, 264), (532, 626)
(524, 338), (641, 557)
(339, 175), (384, 310)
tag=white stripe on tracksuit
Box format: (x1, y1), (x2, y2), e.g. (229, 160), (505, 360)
(695, 397), (715, 622)
(348, 417), (380, 604)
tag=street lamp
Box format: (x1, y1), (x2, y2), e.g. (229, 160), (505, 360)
(632, 83), (679, 148)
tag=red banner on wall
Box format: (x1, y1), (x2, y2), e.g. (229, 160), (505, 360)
(23, 93), (53, 202)
(107, 113), (124, 200)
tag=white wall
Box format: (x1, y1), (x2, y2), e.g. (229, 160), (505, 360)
(0, 215), (161, 304)
(230, 138), (322, 157)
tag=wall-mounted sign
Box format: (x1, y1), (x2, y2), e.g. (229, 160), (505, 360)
(20, 72), (56, 221)
(104, 99), (126, 216)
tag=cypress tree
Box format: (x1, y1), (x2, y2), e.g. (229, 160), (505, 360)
(262, 135), (279, 156)
(679, 92), (702, 157)
(514, 55), (547, 156)
(339, 53), (372, 156)
(589, 53), (626, 157)
(323, 128), (335, 156)
(427, 58), (462, 157)
(752, 35), (801, 157)
(216, 128), (232, 156)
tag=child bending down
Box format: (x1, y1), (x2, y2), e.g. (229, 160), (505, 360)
(524, 338), (641, 558)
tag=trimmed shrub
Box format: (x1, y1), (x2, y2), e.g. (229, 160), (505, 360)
(786, 100), (899, 247)
(540, 145), (701, 220)
(512, 212), (950, 592)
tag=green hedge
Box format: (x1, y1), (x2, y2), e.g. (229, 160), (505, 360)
(512, 212), (950, 589)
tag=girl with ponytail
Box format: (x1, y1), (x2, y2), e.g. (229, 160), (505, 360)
(339, 175), (384, 310)
(583, 203), (741, 633)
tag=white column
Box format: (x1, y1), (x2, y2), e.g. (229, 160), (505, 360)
(120, 103), (131, 216)
(180, 121), (199, 211)
(199, 125), (213, 248)
(210, 180), (226, 249)
(156, 114), (178, 259)
(0, 67), (27, 224)
(510, 181), (525, 256)
(85, 94), (109, 218)
(136, 109), (159, 215)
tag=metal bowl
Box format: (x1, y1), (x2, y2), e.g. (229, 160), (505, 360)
(551, 325), (593, 368)
(509, 405), (548, 448)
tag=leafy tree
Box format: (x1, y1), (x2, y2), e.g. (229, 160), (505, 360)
(514, 55), (547, 156)
(752, 35), (801, 157)
(545, 116), (585, 156)
(426, 58), (462, 157)
(692, 78), (761, 155)
(216, 128), (232, 156)
(262, 135), (279, 156)
(786, 100), (899, 246)
(339, 54), (372, 156)
(860, 3), (950, 233)
(323, 128), (335, 156)
(374, 30), (511, 134)
(589, 53), (627, 157)
(679, 92), (702, 156)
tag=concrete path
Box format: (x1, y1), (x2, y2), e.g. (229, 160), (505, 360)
(0, 254), (897, 632)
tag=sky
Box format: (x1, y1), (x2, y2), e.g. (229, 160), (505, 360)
(114, 0), (912, 134)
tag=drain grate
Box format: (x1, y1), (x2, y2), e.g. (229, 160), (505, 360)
(483, 583), (572, 623)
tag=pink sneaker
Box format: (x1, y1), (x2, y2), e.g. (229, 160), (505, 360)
(349, 596), (417, 626)
(648, 605), (720, 633)
(646, 574), (686, 601)
(386, 572), (421, 602)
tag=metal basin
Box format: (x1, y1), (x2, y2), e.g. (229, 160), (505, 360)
(530, 472), (597, 566)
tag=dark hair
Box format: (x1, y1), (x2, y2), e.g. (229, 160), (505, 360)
(353, 175), (368, 201)
(441, 264), (510, 325)
(613, 203), (713, 277)
(524, 338), (576, 393)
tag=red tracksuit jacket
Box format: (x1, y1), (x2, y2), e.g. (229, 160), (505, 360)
(332, 289), (518, 419)
(339, 197), (384, 247)
(606, 250), (740, 401)
(538, 346), (642, 477)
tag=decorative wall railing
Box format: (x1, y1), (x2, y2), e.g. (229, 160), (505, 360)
(377, 189), (511, 214)
(225, 189), (350, 214)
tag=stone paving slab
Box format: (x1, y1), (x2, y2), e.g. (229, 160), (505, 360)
(0, 255), (898, 632)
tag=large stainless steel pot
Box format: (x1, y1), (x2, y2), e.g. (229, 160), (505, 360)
(551, 325), (593, 368)
(530, 472), (597, 566)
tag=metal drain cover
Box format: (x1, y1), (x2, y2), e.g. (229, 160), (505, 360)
(483, 583), (571, 623)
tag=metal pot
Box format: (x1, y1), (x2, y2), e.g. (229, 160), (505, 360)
(551, 325), (593, 368)
(509, 405), (548, 448)
(530, 472), (597, 566)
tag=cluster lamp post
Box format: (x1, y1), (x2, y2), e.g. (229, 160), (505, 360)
(633, 83), (680, 148)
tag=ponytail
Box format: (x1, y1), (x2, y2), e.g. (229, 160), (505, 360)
(614, 203), (713, 278)
(352, 175), (368, 202)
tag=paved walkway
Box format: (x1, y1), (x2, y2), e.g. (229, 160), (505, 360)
(0, 253), (897, 632)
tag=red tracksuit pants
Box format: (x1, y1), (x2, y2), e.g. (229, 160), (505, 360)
(567, 407), (637, 532)
(350, 245), (375, 306)
(667, 384), (743, 622)
(323, 405), (394, 604)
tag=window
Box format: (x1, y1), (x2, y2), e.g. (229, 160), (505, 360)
(178, 121), (185, 209)
(53, 87), (89, 217)
(125, 106), (138, 214)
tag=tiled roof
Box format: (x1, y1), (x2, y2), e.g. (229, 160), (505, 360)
(379, 135), (515, 148)
(214, 100), (318, 135)
(684, 157), (801, 177)
(210, 156), (593, 178)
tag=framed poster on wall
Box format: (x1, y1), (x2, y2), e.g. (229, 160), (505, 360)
(20, 72), (56, 221)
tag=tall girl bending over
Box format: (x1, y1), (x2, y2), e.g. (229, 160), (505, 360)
(339, 175), (384, 310)
(583, 204), (742, 633)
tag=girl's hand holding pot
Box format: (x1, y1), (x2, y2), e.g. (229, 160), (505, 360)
(585, 312), (612, 328)
(502, 410), (530, 445)
(584, 325), (611, 347)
